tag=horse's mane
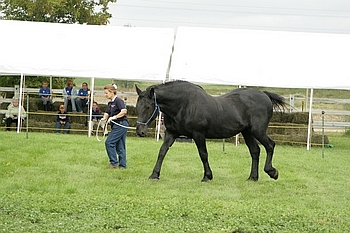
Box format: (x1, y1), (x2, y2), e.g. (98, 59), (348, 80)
(147, 80), (204, 92)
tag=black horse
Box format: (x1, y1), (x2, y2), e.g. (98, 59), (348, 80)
(135, 81), (286, 182)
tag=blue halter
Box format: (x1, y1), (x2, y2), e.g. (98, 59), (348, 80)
(136, 93), (160, 126)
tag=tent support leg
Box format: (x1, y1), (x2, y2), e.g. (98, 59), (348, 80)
(306, 88), (313, 150)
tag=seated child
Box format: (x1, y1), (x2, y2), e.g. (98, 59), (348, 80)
(88, 101), (102, 130)
(55, 104), (70, 134)
(39, 81), (54, 111)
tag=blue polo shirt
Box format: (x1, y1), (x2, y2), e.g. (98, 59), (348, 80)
(65, 87), (73, 96)
(105, 96), (127, 123)
(39, 87), (51, 98)
(78, 88), (90, 98)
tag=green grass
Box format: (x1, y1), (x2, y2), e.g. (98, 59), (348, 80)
(0, 132), (349, 232)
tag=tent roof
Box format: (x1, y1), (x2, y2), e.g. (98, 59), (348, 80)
(1, 21), (350, 90)
(169, 26), (350, 90)
(0, 20), (174, 81)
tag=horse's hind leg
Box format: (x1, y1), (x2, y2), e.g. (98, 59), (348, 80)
(255, 134), (278, 180)
(241, 129), (260, 181)
(149, 131), (177, 180)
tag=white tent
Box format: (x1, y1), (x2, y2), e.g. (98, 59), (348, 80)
(0, 20), (174, 135)
(0, 20), (174, 81)
(169, 26), (350, 90)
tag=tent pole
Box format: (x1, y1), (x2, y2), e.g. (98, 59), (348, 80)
(235, 85), (242, 146)
(156, 79), (166, 141)
(50, 76), (53, 100)
(305, 88), (308, 111)
(87, 77), (95, 137)
(26, 90), (29, 139)
(17, 73), (24, 133)
(306, 88), (313, 150)
(156, 112), (162, 141)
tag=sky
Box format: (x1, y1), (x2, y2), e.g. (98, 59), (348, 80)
(107, 0), (350, 34)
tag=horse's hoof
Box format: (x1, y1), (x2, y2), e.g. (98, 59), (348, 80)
(273, 170), (279, 180)
(149, 176), (159, 181)
(201, 176), (212, 182)
(247, 177), (258, 182)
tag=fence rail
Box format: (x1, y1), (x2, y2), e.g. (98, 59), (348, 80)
(0, 86), (106, 97)
(1, 86), (349, 134)
(0, 86), (138, 106)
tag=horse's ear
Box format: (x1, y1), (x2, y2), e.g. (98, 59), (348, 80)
(148, 87), (154, 98)
(135, 84), (142, 96)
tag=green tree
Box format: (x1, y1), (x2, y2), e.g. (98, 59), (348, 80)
(0, 75), (69, 88)
(0, 0), (117, 25)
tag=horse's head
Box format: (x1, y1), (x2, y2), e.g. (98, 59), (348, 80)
(135, 84), (158, 137)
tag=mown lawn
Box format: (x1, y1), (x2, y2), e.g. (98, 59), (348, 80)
(0, 132), (349, 232)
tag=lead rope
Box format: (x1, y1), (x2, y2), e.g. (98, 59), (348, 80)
(95, 119), (136, 142)
(96, 93), (158, 141)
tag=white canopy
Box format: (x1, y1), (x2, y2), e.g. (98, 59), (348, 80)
(0, 20), (174, 81)
(169, 26), (350, 90)
(1, 21), (349, 89)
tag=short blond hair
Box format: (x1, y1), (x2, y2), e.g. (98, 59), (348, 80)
(104, 84), (117, 94)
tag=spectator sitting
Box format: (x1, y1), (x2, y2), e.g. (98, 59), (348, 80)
(75, 82), (90, 113)
(62, 80), (77, 112)
(55, 104), (70, 134)
(39, 81), (54, 111)
(88, 101), (103, 131)
(159, 112), (166, 140)
(5, 98), (27, 131)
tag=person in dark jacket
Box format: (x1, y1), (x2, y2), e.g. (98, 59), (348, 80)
(55, 104), (70, 134)
(101, 84), (128, 169)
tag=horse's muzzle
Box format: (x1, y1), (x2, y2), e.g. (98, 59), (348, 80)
(136, 125), (148, 137)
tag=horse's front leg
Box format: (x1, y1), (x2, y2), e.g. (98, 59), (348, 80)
(192, 132), (213, 182)
(149, 131), (177, 180)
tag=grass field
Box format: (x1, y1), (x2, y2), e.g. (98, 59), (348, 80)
(1, 132), (349, 232)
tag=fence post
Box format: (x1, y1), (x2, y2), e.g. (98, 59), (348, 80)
(289, 94), (294, 113)
(322, 111), (325, 158)
(26, 92), (29, 139)
(14, 85), (20, 98)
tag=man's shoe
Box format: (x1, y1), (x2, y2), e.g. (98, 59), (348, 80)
(108, 165), (119, 169)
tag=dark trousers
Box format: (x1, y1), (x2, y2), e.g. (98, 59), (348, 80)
(55, 121), (70, 134)
(6, 118), (22, 131)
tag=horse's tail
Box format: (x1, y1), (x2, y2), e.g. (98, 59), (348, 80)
(263, 91), (287, 112)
